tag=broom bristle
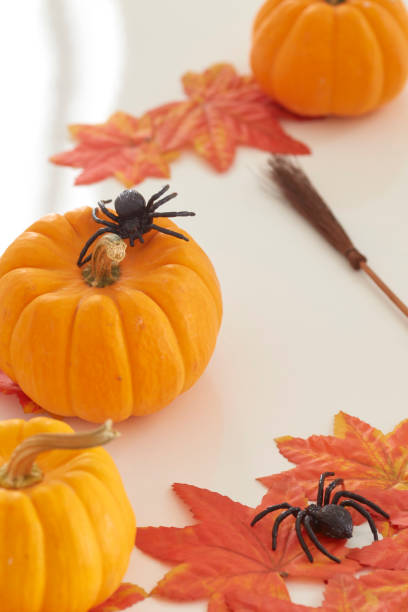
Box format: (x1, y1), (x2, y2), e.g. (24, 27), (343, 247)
(269, 156), (366, 270)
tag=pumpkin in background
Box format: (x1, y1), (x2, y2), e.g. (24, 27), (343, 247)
(0, 417), (136, 612)
(0, 205), (222, 422)
(251, 0), (408, 116)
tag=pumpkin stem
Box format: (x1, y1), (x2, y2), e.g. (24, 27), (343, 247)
(0, 420), (118, 489)
(82, 233), (127, 287)
(324, 0), (346, 4)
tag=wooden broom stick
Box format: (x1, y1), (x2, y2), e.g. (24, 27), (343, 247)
(269, 156), (408, 319)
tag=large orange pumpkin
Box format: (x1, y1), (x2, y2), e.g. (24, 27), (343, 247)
(0, 208), (222, 422)
(251, 0), (408, 116)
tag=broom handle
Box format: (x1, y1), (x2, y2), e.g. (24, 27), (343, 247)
(360, 262), (408, 319)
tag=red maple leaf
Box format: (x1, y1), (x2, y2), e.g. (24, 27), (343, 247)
(321, 570), (408, 611)
(218, 587), (315, 612)
(136, 480), (358, 610)
(90, 583), (147, 611)
(50, 112), (178, 187)
(0, 369), (42, 414)
(348, 528), (408, 571)
(155, 63), (310, 172)
(50, 64), (310, 187)
(259, 412), (408, 519)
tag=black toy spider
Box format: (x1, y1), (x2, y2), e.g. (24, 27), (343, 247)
(77, 185), (195, 267)
(251, 472), (390, 563)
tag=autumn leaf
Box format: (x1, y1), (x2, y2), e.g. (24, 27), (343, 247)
(321, 570), (408, 611)
(136, 480), (358, 609)
(218, 586), (315, 612)
(0, 369), (42, 414)
(155, 63), (310, 172)
(90, 583), (147, 611)
(51, 64), (310, 187)
(51, 112), (178, 188)
(259, 412), (408, 513)
(347, 528), (408, 570)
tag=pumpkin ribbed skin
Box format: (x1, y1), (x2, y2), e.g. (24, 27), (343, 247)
(0, 208), (222, 422)
(0, 417), (136, 612)
(251, 0), (408, 116)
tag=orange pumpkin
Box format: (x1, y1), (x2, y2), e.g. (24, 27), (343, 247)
(0, 417), (136, 612)
(0, 208), (222, 422)
(251, 0), (408, 116)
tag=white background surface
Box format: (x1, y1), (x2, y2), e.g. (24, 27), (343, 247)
(2, 1), (408, 609)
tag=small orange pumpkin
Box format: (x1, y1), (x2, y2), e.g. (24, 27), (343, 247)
(0, 417), (136, 612)
(0, 206), (222, 422)
(251, 0), (408, 116)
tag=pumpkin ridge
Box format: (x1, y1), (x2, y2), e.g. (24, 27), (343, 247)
(107, 295), (135, 414)
(329, 9), (338, 113)
(30, 479), (102, 611)
(368, 0), (408, 40)
(347, 3), (385, 108)
(55, 476), (104, 601)
(350, 0), (408, 104)
(65, 294), (83, 418)
(59, 466), (133, 605)
(158, 261), (222, 325)
(127, 287), (187, 388)
(270, 2), (318, 99)
(21, 494), (46, 612)
(9, 291), (57, 380)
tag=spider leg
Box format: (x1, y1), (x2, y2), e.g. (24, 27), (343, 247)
(149, 223), (189, 241)
(339, 500), (379, 541)
(152, 211), (196, 218)
(331, 491), (389, 519)
(250, 503), (291, 527)
(98, 200), (119, 221)
(323, 479), (344, 506)
(129, 228), (144, 247)
(149, 192), (178, 212)
(272, 507), (300, 550)
(146, 184), (170, 209)
(295, 510), (313, 562)
(77, 227), (114, 267)
(303, 516), (341, 563)
(92, 208), (119, 229)
(317, 472), (335, 506)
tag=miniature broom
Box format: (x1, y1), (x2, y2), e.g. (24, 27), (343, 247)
(269, 156), (408, 319)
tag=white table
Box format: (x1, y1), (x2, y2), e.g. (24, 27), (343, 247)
(2, 1), (408, 609)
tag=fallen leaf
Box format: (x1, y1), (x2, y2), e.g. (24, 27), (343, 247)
(51, 112), (178, 187)
(321, 570), (408, 611)
(136, 480), (358, 609)
(0, 369), (42, 414)
(348, 528), (408, 570)
(51, 64), (310, 187)
(259, 412), (408, 508)
(221, 586), (316, 611)
(155, 63), (310, 172)
(90, 583), (147, 611)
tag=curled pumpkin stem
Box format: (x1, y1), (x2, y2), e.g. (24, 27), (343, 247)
(0, 420), (118, 489)
(82, 233), (127, 288)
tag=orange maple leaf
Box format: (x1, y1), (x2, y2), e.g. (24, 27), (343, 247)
(218, 586), (315, 611)
(136, 480), (358, 609)
(50, 64), (310, 187)
(348, 528), (408, 571)
(321, 570), (408, 611)
(0, 369), (42, 414)
(90, 583), (147, 611)
(51, 111), (178, 188)
(259, 412), (408, 516)
(155, 63), (310, 172)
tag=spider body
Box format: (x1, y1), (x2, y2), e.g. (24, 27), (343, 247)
(77, 185), (195, 266)
(251, 472), (389, 563)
